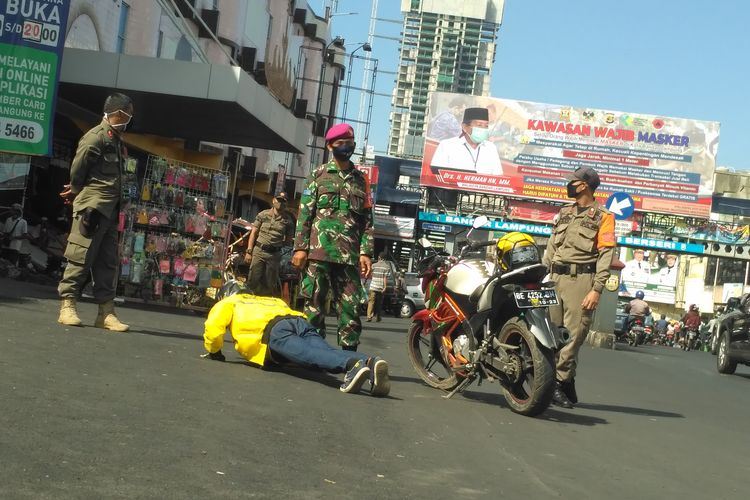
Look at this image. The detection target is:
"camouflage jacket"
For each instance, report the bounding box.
[70,121,124,219]
[294,161,374,265]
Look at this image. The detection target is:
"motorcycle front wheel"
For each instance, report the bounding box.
[497,318,555,417]
[407,321,462,390]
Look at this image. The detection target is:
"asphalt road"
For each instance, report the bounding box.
[1,278,749,500]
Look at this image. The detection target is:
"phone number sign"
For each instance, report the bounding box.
[0,0,71,156]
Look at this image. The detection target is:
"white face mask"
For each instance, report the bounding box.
[105,110,132,131]
[469,126,490,144]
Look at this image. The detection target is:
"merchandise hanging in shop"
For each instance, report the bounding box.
[117,154,232,309]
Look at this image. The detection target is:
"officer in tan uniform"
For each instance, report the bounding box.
[57,93,134,332]
[543,166,615,408]
[244,192,295,297]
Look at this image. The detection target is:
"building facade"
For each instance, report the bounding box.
[53,0,344,220]
[387,0,504,158]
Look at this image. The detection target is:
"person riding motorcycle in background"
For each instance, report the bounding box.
[680,304,701,350]
[654,314,669,335]
[624,290,650,332]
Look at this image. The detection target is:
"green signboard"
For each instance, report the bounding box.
[0,0,71,156]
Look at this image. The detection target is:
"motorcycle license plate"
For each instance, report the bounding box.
[514,288,559,308]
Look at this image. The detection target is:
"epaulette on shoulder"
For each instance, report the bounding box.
[312,165,328,179]
[560,203,576,214]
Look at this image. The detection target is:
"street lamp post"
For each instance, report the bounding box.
[341,42,372,120]
[314,36,345,136]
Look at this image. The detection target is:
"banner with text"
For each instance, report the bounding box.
[0,0,71,156]
[421,92,720,218]
[619,247,680,304]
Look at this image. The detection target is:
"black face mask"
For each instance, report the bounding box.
[566,182,580,198]
[332,143,355,161]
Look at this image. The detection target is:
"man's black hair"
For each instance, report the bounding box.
[378,251,387,260]
[103,93,133,113]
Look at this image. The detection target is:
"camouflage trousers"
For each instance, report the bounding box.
[299,260,365,347]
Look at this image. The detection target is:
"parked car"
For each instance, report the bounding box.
[716,293,750,374]
[710,297,740,355]
[400,272,425,318]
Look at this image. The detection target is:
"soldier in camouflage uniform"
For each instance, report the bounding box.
[542,166,615,408]
[244,191,295,297]
[57,93,134,332]
[292,123,374,351]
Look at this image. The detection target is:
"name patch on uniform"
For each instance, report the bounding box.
[302,189,311,196]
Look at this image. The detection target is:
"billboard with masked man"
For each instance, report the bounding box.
[421,92,720,218]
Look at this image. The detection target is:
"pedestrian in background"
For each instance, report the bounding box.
[244,192,295,297]
[542,166,616,408]
[367,252,393,322]
[292,123,374,351]
[1,203,30,266]
[57,93,133,332]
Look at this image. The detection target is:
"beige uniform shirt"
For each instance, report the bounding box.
[543,201,616,293]
[253,209,294,250]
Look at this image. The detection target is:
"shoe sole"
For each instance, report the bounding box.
[94,322,129,332]
[58,321,83,327]
[370,360,390,397]
[340,367,370,393]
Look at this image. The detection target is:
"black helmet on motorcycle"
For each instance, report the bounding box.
[496,232,541,272]
[689,304,699,312]
[635,290,645,300]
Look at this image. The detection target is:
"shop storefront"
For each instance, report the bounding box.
[9,47,309,308]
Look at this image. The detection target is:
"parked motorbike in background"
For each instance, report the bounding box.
[407,217,569,417]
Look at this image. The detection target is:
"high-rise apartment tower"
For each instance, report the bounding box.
[388,0,504,157]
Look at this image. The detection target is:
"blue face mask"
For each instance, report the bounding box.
[332,143,355,160]
[469,126,490,144]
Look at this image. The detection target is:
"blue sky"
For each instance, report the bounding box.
[331,0,747,169]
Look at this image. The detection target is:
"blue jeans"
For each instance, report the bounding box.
[268,317,368,373]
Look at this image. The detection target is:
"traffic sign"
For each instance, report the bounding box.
[606,192,635,220]
[422,223,452,233]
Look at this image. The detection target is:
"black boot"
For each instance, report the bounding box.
[342,345,358,352]
[552,381,574,409]
[560,379,578,404]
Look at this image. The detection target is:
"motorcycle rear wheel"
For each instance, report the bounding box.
[407,321,462,390]
[497,318,555,417]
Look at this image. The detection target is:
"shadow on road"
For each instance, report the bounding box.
[542,409,609,426]
[264,363,403,399]
[0,295,40,304]
[576,402,684,419]
[129,328,204,341]
[389,374,431,385]
[0,278,58,302]
[363,324,403,333]
[460,390,610,425]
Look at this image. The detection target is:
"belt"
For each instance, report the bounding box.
[551,262,597,275]
[258,243,282,253]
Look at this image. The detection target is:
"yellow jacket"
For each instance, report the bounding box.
[204,294,305,366]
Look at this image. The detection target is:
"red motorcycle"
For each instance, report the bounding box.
[407,219,569,417]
